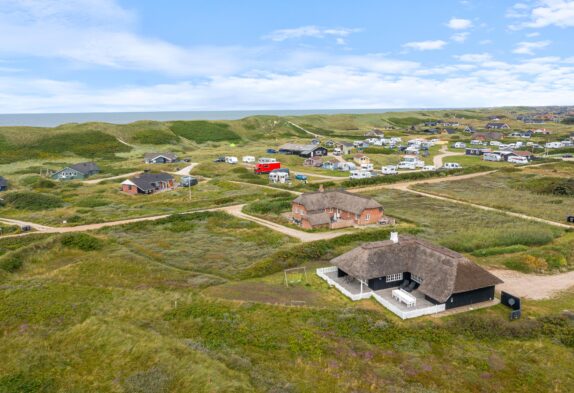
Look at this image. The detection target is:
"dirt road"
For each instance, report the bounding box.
[221,204,350,242]
[170,163,198,176]
[490,269,574,300]
[433,146,465,168]
[82,171,142,185]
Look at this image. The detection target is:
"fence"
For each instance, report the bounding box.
[317,266,446,319]
[316,267,372,301]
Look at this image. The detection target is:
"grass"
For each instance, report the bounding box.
[412,168,574,224]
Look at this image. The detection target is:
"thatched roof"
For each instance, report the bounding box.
[330,235,502,303]
[307,212,331,226]
[293,190,382,215]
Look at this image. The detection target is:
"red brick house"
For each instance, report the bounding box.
[121,172,175,195]
[291,188,383,229]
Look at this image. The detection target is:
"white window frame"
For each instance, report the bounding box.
[386,273,403,283]
[411,274,423,284]
[365,214,370,221]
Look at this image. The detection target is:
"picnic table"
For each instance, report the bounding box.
[392,288,416,308]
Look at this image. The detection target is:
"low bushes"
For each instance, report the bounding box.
[60,233,103,251]
[243,197,292,216]
[363,147,396,155]
[3,192,63,210]
[133,129,179,145]
[470,245,529,257]
[169,121,241,143]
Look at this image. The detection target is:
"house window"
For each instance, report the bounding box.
[411,274,423,284]
[365,214,370,221]
[386,273,403,283]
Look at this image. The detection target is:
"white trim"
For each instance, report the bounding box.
[386,273,403,283]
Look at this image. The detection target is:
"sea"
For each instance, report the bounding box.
[0,108,422,127]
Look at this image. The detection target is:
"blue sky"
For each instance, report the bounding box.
[0,0,573,113]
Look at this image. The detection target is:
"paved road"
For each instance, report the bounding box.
[490,268,574,300]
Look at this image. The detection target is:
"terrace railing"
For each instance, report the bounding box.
[317,266,446,319]
[316,267,371,301]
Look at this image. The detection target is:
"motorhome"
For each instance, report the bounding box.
[398,156,424,170]
[269,171,290,183]
[422,165,436,172]
[258,157,278,164]
[381,165,398,175]
[483,152,502,162]
[225,156,238,164]
[508,156,529,164]
[349,170,372,179]
[242,156,255,163]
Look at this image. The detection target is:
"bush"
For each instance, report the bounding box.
[243,197,292,215]
[3,192,63,210]
[363,147,395,155]
[77,196,110,208]
[34,179,57,189]
[169,121,241,143]
[0,254,24,272]
[60,233,103,251]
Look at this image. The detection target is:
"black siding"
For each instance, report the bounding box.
[337,268,348,278]
[445,286,496,310]
[367,272,409,291]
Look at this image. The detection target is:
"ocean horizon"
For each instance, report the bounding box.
[0,108,430,127]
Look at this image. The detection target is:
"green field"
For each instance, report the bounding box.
[1,109,574,392]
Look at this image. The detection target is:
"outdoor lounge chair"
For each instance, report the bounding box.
[405,281,417,292]
[399,280,410,289]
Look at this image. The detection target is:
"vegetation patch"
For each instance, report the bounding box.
[60,233,104,251]
[169,121,241,143]
[132,129,179,145]
[471,245,529,257]
[2,192,63,210]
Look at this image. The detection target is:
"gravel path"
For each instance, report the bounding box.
[489,269,574,300]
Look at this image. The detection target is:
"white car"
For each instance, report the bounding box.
[453,142,466,149]
[242,156,255,163]
[422,165,436,172]
[225,156,238,164]
[442,162,462,170]
[483,153,502,162]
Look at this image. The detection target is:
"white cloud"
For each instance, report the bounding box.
[509,0,574,28]
[451,32,469,43]
[403,40,447,51]
[447,18,473,30]
[263,26,361,42]
[479,39,493,45]
[455,53,493,62]
[526,32,540,37]
[513,40,551,55]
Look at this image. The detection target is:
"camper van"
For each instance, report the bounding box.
[381,165,398,175]
[398,155,424,170]
[269,171,290,183]
[422,165,436,172]
[349,170,372,179]
[508,156,529,164]
[242,156,255,163]
[442,162,462,170]
[258,157,278,164]
[483,153,502,162]
[225,156,238,164]
[361,163,374,171]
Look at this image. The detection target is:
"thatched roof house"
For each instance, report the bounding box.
[330,234,502,306]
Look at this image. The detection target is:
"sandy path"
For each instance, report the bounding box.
[82,171,142,184]
[221,204,350,242]
[489,269,574,300]
[433,146,465,167]
[169,163,198,176]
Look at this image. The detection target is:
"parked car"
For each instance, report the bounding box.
[563,154,573,158]
[180,176,198,187]
[422,165,436,172]
[442,162,462,170]
[213,156,226,163]
[225,156,238,164]
[266,148,278,154]
[294,174,308,181]
[567,215,574,223]
[452,142,466,149]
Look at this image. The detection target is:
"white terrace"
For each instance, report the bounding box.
[317,266,445,320]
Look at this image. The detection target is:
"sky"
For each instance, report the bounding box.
[0,0,573,113]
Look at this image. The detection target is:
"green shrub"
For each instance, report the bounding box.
[363,147,396,155]
[60,233,103,251]
[243,197,292,216]
[3,192,63,210]
[0,254,24,272]
[470,245,529,257]
[133,129,178,145]
[0,373,55,393]
[169,121,241,143]
[34,179,57,189]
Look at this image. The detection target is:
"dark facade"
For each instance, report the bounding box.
[426,286,496,309]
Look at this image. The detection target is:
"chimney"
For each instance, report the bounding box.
[390,232,399,244]
[318,184,324,193]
